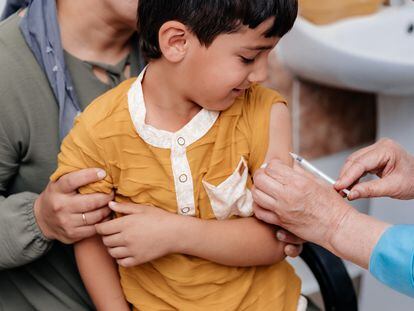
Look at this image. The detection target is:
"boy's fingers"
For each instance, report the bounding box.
[102,233,124,248]
[276,230,305,244]
[108,246,129,259]
[56,168,106,193]
[108,201,138,215]
[285,244,303,258]
[95,217,123,235]
[117,257,136,268]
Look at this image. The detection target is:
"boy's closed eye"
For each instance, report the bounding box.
[238,45,275,65]
[240,55,256,64]
[238,51,261,64]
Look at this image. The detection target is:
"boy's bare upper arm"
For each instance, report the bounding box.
[264,102,293,167]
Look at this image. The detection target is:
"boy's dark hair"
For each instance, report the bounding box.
[138,0,298,60]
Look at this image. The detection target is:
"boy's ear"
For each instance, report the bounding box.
[158,21,190,63]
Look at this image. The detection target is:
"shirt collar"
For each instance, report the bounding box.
[128,67,219,149]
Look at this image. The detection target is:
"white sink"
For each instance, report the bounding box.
[278,5,414,95]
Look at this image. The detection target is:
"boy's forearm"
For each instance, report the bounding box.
[75,236,130,311]
[176,216,286,266]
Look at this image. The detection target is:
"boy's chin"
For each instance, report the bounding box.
[204,99,237,112]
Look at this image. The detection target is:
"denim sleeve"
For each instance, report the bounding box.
[369,225,414,297]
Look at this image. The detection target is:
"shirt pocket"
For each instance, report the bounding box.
[202,157,253,220]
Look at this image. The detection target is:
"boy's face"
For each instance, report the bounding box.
[181,18,279,111]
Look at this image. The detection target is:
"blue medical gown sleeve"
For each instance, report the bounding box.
[369,225,414,297]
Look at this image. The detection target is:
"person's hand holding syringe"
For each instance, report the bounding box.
[261,152,350,198]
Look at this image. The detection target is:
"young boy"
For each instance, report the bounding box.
[51,0,302,310]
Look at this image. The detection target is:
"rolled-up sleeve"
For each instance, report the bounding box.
[369,225,414,297]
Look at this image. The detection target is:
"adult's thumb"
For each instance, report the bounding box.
[349,178,390,200]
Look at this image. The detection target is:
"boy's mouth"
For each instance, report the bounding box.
[232,88,245,96]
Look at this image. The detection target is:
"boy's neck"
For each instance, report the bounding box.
[57,0,134,65]
[142,62,202,132]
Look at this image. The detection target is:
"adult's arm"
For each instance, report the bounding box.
[0,193,47,269]
[0,117,49,269]
[369,225,414,297]
[0,25,113,269]
[336,139,414,295]
[273,207,414,297]
[0,120,112,269]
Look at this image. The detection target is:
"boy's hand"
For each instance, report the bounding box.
[96,202,180,267]
[34,168,113,244]
[276,229,304,258]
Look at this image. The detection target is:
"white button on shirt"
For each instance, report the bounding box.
[177,137,186,146]
[179,174,188,183]
[180,207,191,214]
[128,68,219,216]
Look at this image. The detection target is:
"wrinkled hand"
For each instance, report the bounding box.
[34,168,113,244]
[275,229,304,258]
[96,202,180,267]
[252,159,352,246]
[336,138,414,200]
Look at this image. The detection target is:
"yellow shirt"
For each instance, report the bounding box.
[51,72,301,311]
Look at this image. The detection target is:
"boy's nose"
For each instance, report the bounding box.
[247,58,268,84]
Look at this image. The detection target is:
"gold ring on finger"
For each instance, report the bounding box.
[82,213,87,226]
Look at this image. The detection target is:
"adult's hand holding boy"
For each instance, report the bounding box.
[34,168,113,244]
